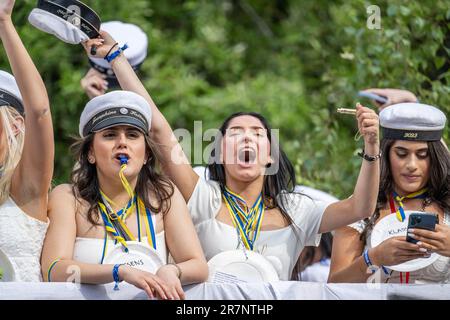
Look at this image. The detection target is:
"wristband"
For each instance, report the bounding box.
[47,258,61,282]
[103,42,119,60]
[167,263,182,279]
[112,264,123,291]
[363,249,390,275]
[105,44,129,63]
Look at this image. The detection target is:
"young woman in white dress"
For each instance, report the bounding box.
[79,30,381,281]
[41,32,207,300]
[0,0,54,282]
[329,103,450,283]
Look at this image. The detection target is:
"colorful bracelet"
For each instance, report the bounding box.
[112,264,123,291]
[363,249,390,275]
[105,44,129,63]
[103,42,119,59]
[47,258,61,282]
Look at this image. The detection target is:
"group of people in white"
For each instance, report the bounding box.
[0,0,449,299]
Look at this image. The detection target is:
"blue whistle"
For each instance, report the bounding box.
[118,155,128,165]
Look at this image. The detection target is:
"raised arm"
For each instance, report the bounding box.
[0,1,53,216]
[319,104,380,233]
[155,184,208,299]
[81,33,199,202]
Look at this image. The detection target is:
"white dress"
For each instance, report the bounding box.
[187,178,327,280]
[73,234,168,265]
[0,197,49,282]
[349,211,450,283]
[73,213,168,265]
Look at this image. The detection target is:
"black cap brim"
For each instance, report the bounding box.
[89,115,148,135]
[0,94,25,116]
[382,127,443,141]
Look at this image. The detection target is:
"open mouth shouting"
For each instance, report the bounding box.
[237,147,257,166]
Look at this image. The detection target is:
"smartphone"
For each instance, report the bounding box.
[357,91,388,104]
[406,213,439,244]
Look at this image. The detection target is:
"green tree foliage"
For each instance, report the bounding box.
[1,0,448,198]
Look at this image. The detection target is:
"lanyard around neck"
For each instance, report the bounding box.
[222,187,265,251]
[389,188,428,222]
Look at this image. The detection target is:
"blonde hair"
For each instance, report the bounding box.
[0,106,25,205]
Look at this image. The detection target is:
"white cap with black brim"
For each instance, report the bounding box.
[0,71,25,116]
[79,91,152,138]
[28,0,101,45]
[380,103,446,142]
[88,21,148,88]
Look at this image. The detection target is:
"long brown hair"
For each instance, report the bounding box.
[70,133,174,226]
[360,138,450,241]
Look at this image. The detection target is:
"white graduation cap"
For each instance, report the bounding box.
[28,0,101,45]
[88,21,148,87]
[380,103,446,141]
[79,90,152,138]
[0,70,24,116]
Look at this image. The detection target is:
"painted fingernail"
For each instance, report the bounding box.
[416,241,422,246]
[419,248,427,252]
[407,233,416,238]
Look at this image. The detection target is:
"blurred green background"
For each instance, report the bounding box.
[0,0,448,199]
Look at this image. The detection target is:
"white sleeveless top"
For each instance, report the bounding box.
[187,178,327,280]
[73,209,168,265]
[349,211,450,283]
[0,197,49,282]
[73,234,168,265]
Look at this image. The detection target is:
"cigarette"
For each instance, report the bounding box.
[337,108,357,115]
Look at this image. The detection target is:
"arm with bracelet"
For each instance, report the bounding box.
[41,181,184,299]
[316,103,380,234]
[328,226,392,283]
[74,31,208,297]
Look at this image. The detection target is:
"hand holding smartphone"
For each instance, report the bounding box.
[406,213,439,244]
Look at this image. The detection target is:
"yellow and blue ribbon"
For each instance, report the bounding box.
[137,197,156,250]
[99,156,156,262]
[392,188,428,222]
[222,187,265,251]
[99,196,136,252]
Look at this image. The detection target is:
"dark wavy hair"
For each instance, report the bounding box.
[70,133,174,226]
[360,138,450,241]
[206,111,298,226]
